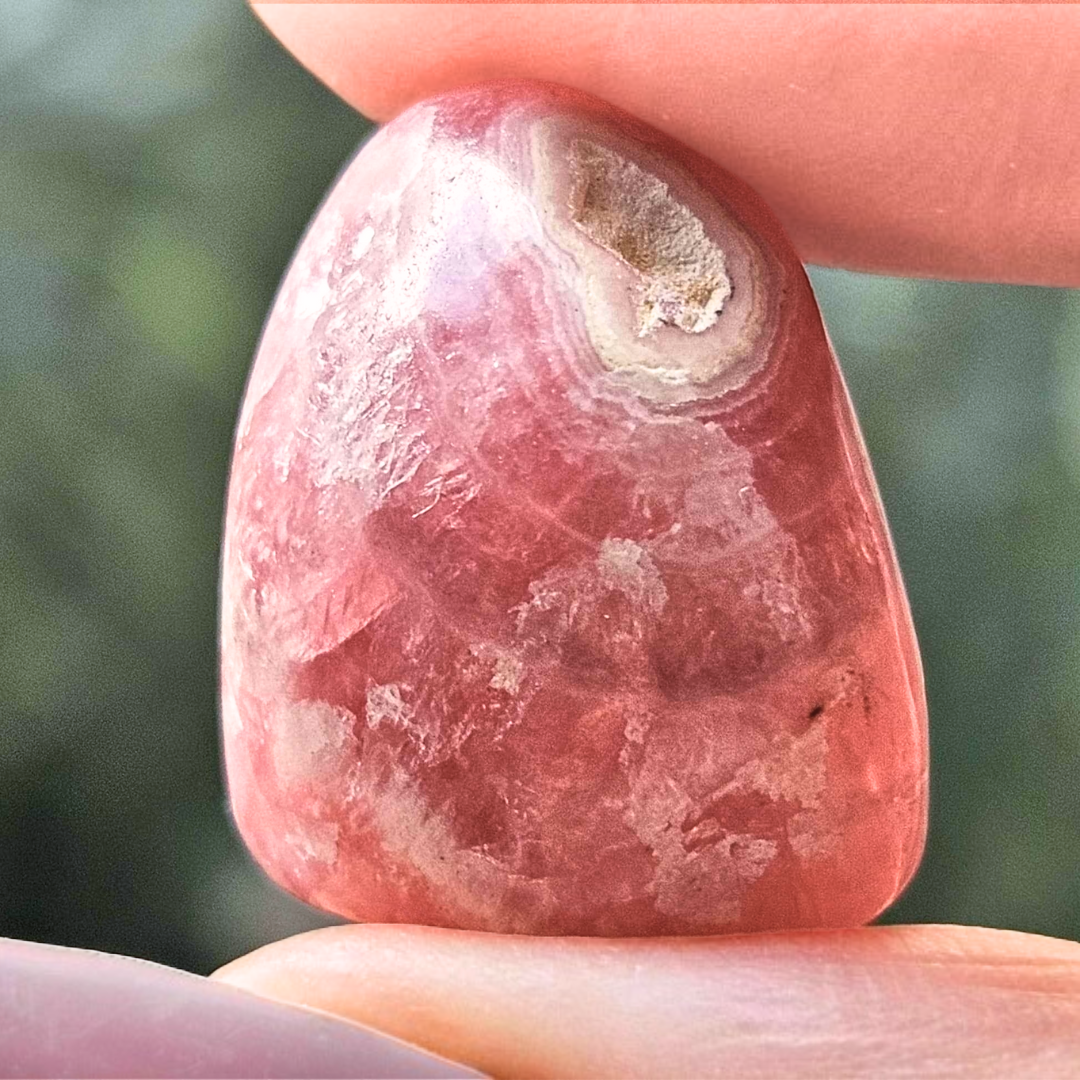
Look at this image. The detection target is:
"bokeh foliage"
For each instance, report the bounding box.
[1,3,1078,974]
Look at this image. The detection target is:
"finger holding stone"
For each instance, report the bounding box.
[214,923,1080,1080]
[0,937,477,1079]
[249,3,1080,287]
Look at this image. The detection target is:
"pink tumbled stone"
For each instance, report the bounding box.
[221,82,928,936]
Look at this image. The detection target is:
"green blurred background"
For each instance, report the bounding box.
[2,3,1078,976]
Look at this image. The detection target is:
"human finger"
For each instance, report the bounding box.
[249,4,1080,288]
[214,922,1080,1079]
[0,936,476,1078]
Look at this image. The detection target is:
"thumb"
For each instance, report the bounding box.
[213,923,1080,1078]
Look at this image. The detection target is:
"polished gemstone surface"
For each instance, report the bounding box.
[221,82,928,936]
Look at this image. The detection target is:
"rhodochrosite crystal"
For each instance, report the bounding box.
[221,83,928,936]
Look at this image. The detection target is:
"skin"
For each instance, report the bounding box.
[209,5,1080,1078]
[0,937,473,1079]
[246,3,1080,287]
